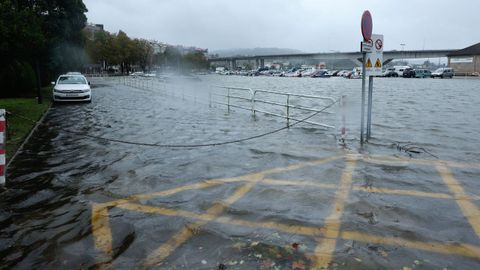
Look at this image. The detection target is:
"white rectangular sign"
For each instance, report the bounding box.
[450,57,473,63]
[365,34,384,76]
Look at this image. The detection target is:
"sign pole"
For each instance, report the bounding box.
[366,76,374,140]
[360,52,367,145]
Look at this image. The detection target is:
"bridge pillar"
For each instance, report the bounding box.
[231,59,237,70]
[255,58,260,69]
[260,59,265,68]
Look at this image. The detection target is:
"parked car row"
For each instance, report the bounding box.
[216,66,455,79]
[381,66,454,78]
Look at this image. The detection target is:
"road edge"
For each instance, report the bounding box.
[6,105,52,170]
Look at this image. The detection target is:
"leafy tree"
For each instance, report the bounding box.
[184,51,209,70]
[0,0,88,97]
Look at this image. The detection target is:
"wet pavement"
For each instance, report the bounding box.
[1,76,480,269]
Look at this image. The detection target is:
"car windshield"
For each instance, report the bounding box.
[434,68,444,72]
[58,76,87,84]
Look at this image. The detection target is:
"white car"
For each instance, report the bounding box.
[52,74,92,103]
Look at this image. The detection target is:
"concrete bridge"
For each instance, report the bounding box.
[209,49,456,69]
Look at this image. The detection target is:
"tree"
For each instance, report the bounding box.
[0,0,88,97]
[184,51,209,71]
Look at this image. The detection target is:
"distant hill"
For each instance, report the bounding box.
[210,47,304,57]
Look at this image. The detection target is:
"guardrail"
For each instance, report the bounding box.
[212,86,336,129]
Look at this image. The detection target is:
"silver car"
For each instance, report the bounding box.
[52,74,92,103]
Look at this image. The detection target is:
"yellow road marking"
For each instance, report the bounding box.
[141,182,257,268]
[114,202,480,260]
[105,180,224,207]
[313,157,357,269]
[90,154,480,267]
[341,230,480,259]
[91,204,113,256]
[436,163,480,238]
[117,202,326,236]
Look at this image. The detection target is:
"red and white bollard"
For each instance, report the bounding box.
[0,109,5,185]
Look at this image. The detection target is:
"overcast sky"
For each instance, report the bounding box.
[83,0,479,52]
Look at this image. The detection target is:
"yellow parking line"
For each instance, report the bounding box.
[436,163,480,238]
[341,230,480,259]
[113,202,480,260]
[91,203,113,257]
[105,180,224,207]
[118,202,326,236]
[137,155,342,268]
[352,186,453,200]
[141,182,257,268]
[313,157,357,269]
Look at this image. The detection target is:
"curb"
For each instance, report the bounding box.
[6,106,51,170]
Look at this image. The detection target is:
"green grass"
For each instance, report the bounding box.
[0,87,52,162]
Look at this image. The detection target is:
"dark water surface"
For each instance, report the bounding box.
[1,76,479,269]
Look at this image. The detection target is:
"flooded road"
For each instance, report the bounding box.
[1,76,480,269]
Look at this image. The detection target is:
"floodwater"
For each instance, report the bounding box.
[1,75,480,269]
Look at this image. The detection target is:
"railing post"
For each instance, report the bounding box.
[251,89,256,117]
[227,88,230,113]
[341,95,347,144]
[286,94,290,127]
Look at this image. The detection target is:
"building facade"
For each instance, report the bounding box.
[447,42,480,76]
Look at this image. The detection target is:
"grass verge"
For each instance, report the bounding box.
[0,87,52,162]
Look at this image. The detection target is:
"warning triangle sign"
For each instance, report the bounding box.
[366,58,373,68]
[375,59,382,68]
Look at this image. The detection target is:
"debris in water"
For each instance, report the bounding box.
[357,211,378,225]
[353,257,362,262]
[201,259,207,265]
[218,263,227,270]
[292,242,299,250]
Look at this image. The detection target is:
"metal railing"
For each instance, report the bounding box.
[212,86,336,129]
[106,76,338,130]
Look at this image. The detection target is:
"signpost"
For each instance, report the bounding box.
[359,10,383,144]
[360,10,372,145]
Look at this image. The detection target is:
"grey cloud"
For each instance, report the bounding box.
[84,0,480,52]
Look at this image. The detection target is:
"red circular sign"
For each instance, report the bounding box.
[375,39,383,50]
[361,10,373,42]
